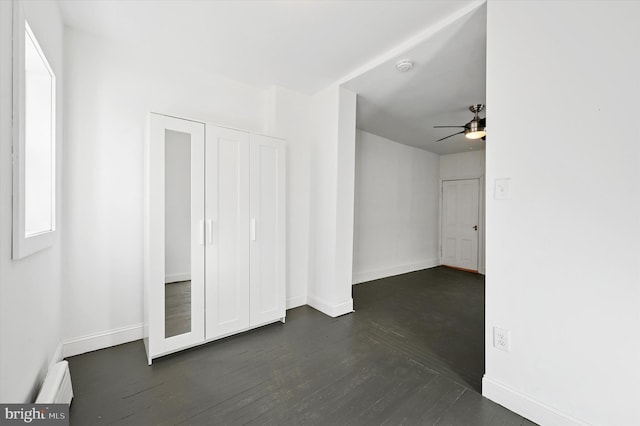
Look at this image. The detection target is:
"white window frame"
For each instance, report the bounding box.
[12,5,57,259]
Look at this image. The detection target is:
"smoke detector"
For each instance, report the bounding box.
[395,59,414,72]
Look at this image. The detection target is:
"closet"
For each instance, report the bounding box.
[144,113,285,364]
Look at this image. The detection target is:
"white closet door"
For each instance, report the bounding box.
[249,134,286,326]
[205,125,250,339]
[146,113,205,362]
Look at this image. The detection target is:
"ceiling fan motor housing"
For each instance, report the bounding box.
[469,104,484,114]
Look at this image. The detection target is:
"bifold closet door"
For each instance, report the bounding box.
[205,125,250,339]
[249,134,286,326]
[147,114,205,362]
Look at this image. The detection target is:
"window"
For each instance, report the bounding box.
[12,16,57,259]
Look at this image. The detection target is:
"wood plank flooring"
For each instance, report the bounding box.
[67,266,535,425]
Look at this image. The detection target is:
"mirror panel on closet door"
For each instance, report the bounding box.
[164,129,193,338]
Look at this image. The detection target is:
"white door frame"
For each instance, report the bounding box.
[439,175,485,274]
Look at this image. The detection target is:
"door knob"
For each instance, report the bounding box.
[473,225,478,231]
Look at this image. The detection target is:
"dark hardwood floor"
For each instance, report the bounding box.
[67,266,535,425]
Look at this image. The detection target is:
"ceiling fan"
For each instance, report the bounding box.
[434,104,486,142]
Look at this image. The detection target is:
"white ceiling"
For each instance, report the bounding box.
[58,0,487,155]
[343,3,487,155]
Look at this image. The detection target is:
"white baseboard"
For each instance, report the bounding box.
[352,258,440,284]
[307,295,354,317]
[482,375,589,426]
[62,323,144,358]
[48,341,64,373]
[165,273,190,284]
[38,341,64,400]
[286,295,307,310]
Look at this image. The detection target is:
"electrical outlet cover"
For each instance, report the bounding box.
[493,326,510,352]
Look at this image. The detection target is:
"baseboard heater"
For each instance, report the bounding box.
[36,360,74,404]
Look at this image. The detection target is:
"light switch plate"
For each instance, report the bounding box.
[494,178,511,200]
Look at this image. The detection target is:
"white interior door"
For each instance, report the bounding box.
[147,113,205,361]
[205,125,250,339]
[441,179,479,271]
[249,134,286,326]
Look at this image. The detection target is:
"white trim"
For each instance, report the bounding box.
[164,273,191,284]
[48,341,63,372]
[440,173,485,181]
[286,295,307,309]
[307,295,354,318]
[62,324,144,358]
[482,376,591,426]
[352,259,439,284]
[12,7,58,259]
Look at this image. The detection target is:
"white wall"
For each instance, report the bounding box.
[440,150,485,180]
[265,86,311,309]
[353,130,440,284]
[164,130,191,283]
[484,1,640,425]
[62,28,268,349]
[307,84,356,316]
[0,0,64,402]
[440,150,485,273]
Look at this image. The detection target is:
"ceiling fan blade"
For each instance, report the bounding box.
[434,125,466,128]
[435,131,465,142]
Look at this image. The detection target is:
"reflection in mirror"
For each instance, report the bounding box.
[164,129,192,338]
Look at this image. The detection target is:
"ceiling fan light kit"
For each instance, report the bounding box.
[465,121,486,139]
[434,104,487,142]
